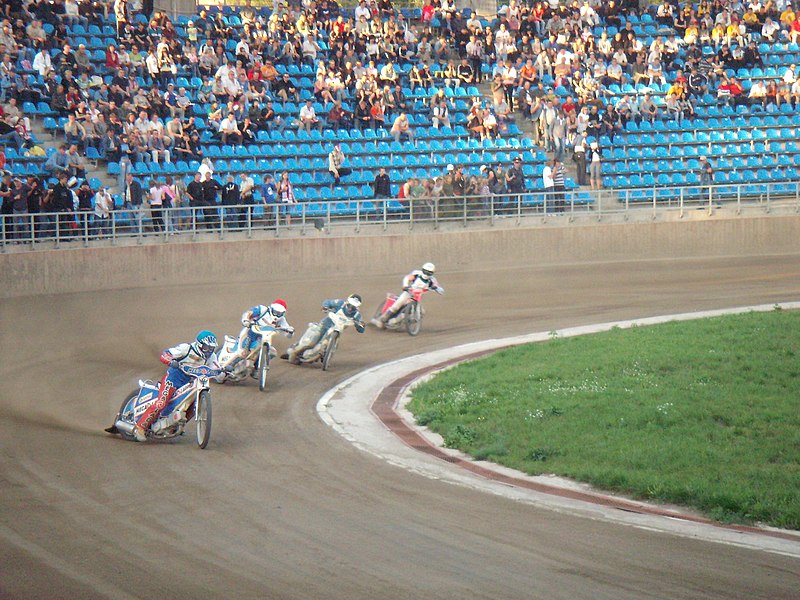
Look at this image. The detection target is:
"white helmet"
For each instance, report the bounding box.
[346,294,362,308]
[422,262,435,278]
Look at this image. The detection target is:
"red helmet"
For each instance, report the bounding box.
[269,299,287,317]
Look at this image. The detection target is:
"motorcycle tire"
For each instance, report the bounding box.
[258,344,269,392]
[195,390,212,449]
[404,302,422,336]
[321,331,339,371]
[114,391,139,441]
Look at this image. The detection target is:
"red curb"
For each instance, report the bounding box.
[370,349,800,543]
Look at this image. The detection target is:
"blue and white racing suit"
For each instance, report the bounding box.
[237,304,294,358]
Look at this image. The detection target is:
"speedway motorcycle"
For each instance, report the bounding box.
[285,308,355,371]
[216,323,293,392]
[372,281,440,336]
[104,364,220,449]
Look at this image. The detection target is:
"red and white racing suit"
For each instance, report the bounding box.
[381,270,444,321]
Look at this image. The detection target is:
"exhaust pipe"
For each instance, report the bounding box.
[113,420,136,435]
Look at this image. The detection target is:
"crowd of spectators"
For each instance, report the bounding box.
[4,0,800,241]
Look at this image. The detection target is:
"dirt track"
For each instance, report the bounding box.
[2,251,800,599]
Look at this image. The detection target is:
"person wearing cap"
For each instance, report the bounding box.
[506,155,526,199]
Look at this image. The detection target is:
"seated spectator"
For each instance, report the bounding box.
[149,130,171,164]
[431,99,451,130]
[44,145,70,175]
[67,144,87,179]
[296,99,322,133]
[328,143,352,186]
[64,113,86,147]
[327,101,353,130]
[387,111,411,144]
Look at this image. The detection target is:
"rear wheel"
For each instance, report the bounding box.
[113,392,139,440]
[405,301,422,336]
[195,390,212,449]
[258,344,269,392]
[322,331,339,371]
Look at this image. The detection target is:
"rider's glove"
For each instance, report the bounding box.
[403,286,411,292]
[242,318,251,327]
[285,326,295,338]
[355,321,366,333]
[169,359,180,369]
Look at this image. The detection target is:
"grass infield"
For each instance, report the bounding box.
[408,309,800,530]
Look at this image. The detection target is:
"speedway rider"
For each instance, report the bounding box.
[373,262,444,328]
[134,330,220,442]
[224,299,294,377]
[283,294,366,363]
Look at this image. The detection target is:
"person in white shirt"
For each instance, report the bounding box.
[32,48,52,77]
[149,179,165,232]
[219,113,242,145]
[297,99,321,132]
[93,187,114,237]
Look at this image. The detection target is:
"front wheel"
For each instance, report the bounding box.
[404,301,422,336]
[321,331,339,371]
[195,390,212,449]
[258,344,269,392]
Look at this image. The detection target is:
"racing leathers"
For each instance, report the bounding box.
[379,269,444,324]
[286,298,365,362]
[231,304,294,367]
[135,342,220,439]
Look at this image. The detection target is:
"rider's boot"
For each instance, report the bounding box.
[135,375,175,442]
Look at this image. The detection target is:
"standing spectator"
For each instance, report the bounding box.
[52,172,75,238]
[93,187,114,238]
[123,172,144,234]
[699,155,715,199]
[11,178,30,242]
[261,173,277,227]
[221,173,242,228]
[148,178,164,232]
[505,156,526,205]
[76,180,94,234]
[328,143,352,187]
[186,171,204,228]
[373,167,391,199]
[552,159,566,212]
[277,171,296,226]
[589,142,603,190]
[201,171,222,229]
[573,140,588,187]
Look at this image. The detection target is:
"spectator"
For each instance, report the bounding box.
[67,145,87,180]
[431,99,451,130]
[373,167,391,199]
[297,99,322,133]
[221,173,242,228]
[328,143,352,187]
[44,145,70,175]
[390,112,413,143]
[277,171,296,226]
[589,142,603,191]
[64,113,86,147]
[219,111,242,145]
[93,186,114,238]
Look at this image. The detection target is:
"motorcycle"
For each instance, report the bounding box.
[372,283,439,336]
[104,364,220,449]
[284,309,354,371]
[216,323,292,392]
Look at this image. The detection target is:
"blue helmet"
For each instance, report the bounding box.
[194,330,217,359]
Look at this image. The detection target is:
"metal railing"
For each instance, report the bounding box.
[2,183,798,250]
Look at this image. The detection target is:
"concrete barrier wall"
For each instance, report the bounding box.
[3,216,800,299]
